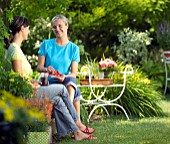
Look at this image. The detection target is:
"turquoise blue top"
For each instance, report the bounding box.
[38,38,80,83]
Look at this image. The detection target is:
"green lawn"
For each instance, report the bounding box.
[56,95,170,144]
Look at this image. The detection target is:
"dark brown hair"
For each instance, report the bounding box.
[4,16,30,49]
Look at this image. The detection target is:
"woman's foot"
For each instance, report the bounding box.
[81,126,95,134]
[74,130,96,141]
[75,120,95,134]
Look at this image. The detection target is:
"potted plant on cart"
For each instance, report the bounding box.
[98,58,117,78]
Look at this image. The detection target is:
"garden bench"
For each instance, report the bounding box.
[77,65,134,122]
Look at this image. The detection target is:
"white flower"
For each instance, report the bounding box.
[47,23,51,27]
[35,40,41,48]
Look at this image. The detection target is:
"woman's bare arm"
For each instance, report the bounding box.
[37,55,48,72]
[12,60,22,74]
[66,61,78,78]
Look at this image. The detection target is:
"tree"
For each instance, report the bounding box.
[1,0,170,60]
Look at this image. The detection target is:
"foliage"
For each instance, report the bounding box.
[1,0,170,60]
[30,71,41,81]
[26,121,49,133]
[74,39,90,63]
[113,28,152,65]
[23,17,52,55]
[157,20,170,50]
[80,105,89,125]
[0,13,8,69]
[25,95,53,132]
[117,66,164,118]
[0,90,45,144]
[140,59,165,83]
[79,63,164,118]
[0,69,33,98]
[26,54,38,71]
[26,96,53,123]
[0,44,6,70]
[0,90,44,124]
[67,0,170,59]
[78,57,100,79]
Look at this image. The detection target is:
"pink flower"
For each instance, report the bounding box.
[99,61,107,68]
[99,58,117,72]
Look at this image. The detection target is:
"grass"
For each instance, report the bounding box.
[55,95,170,144]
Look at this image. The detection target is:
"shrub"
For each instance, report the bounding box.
[0,69,33,98]
[112,28,152,66]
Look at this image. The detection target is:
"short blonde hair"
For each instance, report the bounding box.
[51,14,68,26]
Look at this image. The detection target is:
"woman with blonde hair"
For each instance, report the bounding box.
[37,14,83,122]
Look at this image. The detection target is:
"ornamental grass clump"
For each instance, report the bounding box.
[110,65,164,118]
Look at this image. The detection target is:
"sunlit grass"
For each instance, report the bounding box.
[56,95,170,144]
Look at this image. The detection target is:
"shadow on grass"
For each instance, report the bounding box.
[164,94,170,101]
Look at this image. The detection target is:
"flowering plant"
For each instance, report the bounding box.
[157,21,170,50]
[0,90,45,143]
[99,58,117,73]
[25,94,54,132]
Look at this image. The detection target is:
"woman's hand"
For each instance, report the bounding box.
[29,80,41,94]
[56,74,65,82]
[46,66,55,73]
[48,69,65,82]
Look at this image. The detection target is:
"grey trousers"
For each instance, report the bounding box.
[37,84,79,137]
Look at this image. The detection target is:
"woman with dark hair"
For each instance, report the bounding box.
[4,16,30,50]
[5,16,96,141]
[5,16,32,77]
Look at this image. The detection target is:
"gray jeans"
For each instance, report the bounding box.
[37,84,79,137]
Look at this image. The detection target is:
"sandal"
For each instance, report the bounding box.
[84,135,96,140]
[82,126,95,134]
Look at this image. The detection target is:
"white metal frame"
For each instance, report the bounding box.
[162,51,170,95]
[78,65,134,122]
